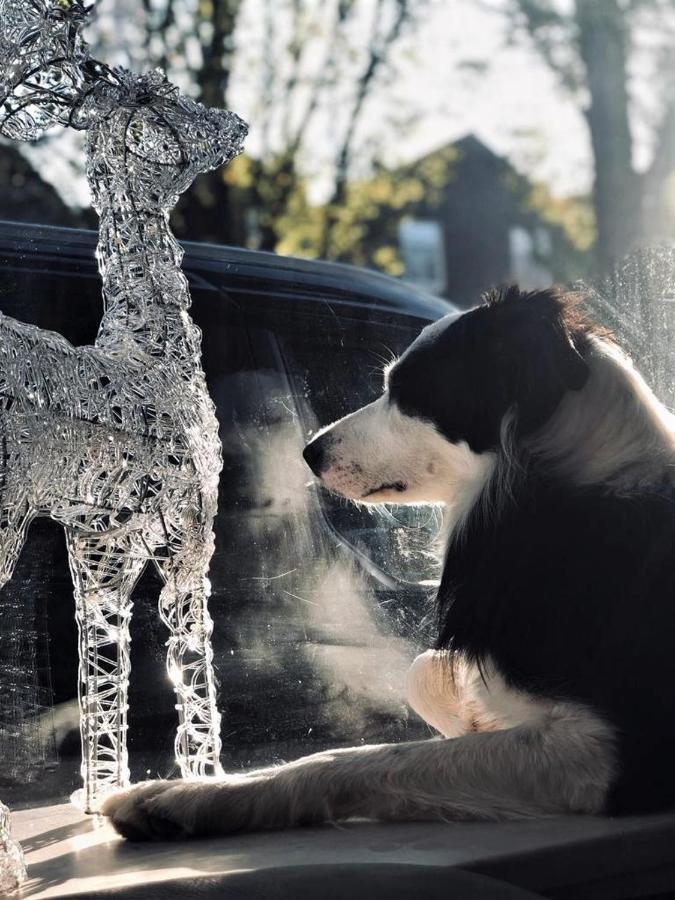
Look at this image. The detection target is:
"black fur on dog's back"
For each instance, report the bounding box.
[438,475,675,814]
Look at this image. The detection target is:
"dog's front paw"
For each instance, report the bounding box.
[101,780,209,841]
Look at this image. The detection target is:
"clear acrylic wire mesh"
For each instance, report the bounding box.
[0,5,247,874]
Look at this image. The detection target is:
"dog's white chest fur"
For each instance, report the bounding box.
[405,651,551,738]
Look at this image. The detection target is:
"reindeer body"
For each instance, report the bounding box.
[0,307,219,531]
[0,234,220,516]
[0,3,247,813]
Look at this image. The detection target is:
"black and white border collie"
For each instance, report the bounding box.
[104,286,675,839]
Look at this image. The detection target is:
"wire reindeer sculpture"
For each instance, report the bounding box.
[0,5,247,868]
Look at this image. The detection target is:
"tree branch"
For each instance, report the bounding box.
[320,0,424,257]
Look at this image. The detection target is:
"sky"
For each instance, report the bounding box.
[24,0,663,211]
[229,0,595,203]
[368,0,592,195]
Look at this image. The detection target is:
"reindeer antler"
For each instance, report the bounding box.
[0,0,97,139]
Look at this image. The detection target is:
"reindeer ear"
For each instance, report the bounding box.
[69,84,117,130]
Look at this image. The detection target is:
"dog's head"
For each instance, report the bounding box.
[303,286,590,505]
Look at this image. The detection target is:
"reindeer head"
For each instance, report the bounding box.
[0,0,247,213]
[75,69,248,213]
[0,0,90,140]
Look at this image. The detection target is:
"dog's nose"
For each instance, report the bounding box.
[303,437,326,475]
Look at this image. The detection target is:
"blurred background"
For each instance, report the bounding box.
[4,0,675,303]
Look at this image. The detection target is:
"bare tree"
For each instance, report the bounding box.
[31,0,428,251]
[505,0,675,273]
[241,0,358,251]
[318,0,422,257]
[240,0,429,254]
[178,0,244,241]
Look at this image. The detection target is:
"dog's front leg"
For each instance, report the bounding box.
[102,747,413,840]
[103,704,615,841]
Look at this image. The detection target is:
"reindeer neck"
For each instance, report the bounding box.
[94,201,202,370]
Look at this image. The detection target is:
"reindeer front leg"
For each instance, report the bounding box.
[154,518,223,781]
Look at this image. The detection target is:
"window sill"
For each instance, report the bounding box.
[11,801,675,898]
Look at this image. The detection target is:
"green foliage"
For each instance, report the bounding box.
[225,145,460,273]
[226,138,594,285]
[527,183,596,253]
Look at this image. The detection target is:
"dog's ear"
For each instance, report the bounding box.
[494,290,589,436]
[546,315,588,391]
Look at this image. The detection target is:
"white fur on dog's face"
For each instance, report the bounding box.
[312,393,495,509]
